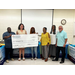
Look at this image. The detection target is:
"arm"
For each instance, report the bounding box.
[3,34,11,39]
[63,39,68,47]
[25,31,27,34]
[16,31,18,35]
[55,39,57,46]
[47,33,50,46]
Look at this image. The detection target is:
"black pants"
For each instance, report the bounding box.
[5,48,13,60]
[56,46,65,62]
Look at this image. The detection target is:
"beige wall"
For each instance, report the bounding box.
[0,9,75,44]
[0,9,21,40]
[53,9,75,44]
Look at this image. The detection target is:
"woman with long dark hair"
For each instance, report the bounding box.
[49,25,56,59]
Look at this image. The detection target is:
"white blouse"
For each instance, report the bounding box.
[50,31,57,45]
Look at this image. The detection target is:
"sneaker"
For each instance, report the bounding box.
[23,58,25,61]
[11,58,14,61]
[18,58,21,61]
[31,58,33,60]
[6,60,9,63]
[34,57,37,60]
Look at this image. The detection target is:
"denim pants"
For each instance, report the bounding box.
[31,47,37,58]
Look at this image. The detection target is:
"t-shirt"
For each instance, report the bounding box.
[56,30,67,47]
[3,32,15,48]
[40,32,51,46]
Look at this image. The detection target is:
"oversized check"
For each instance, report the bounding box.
[11,34,38,48]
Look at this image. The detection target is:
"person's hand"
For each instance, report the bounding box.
[9,34,12,37]
[47,43,49,46]
[55,44,57,47]
[63,44,66,47]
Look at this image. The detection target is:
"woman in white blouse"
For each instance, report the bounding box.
[49,25,56,60]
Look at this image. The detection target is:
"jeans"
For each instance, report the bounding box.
[31,47,37,58]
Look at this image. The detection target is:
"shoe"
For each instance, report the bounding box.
[11,58,14,61]
[60,61,64,64]
[23,58,25,61]
[52,59,58,61]
[45,59,48,62]
[42,58,44,60]
[18,58,21,61]
[6,60,9,63]
[31,58,33,60]
[34,57,37,60]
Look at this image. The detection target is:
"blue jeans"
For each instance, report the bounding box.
[31,47,37,58]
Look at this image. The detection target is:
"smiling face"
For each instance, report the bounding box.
[43,28,46,33]
[20,24,24,30]
[52,26,55,31]
[59,26,63,32]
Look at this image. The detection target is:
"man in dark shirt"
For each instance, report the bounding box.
[3,27,15,63]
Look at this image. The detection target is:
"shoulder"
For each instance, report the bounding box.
[3,32,7,35]
[11,32,15,34]
[63,31,67,34]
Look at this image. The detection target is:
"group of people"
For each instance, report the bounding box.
[3,23,68,64]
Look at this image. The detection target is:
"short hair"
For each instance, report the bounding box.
[43,27,47,30]
[7,27,11,30]
[30,27,35,34]
[18,23,24,30]
[59,25,63,28]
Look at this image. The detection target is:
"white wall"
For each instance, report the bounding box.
[22,9,53,35]
[0,9,21,40]
[53,9,75,44]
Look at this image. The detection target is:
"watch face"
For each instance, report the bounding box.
[61,19,66,25]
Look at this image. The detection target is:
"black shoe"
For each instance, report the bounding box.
[60,61,64,64]
[52,59,58,61]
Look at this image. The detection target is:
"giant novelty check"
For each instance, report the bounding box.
[11,34,38,48]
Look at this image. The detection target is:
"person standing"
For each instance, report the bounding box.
[53,26,67,63]
[16,23,27,61]
[30,27,38,60]
[40,27,51,62]
[3,27,15,63]
[49,25,56,60]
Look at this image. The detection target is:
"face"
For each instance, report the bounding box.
[59,26,63,32]
[7,28,11,33]
[43,28,46,33]
[20,24,23,30]
[32,28,35,33]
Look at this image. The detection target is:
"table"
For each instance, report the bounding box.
[68,45,75,64]
[0,46,5,65]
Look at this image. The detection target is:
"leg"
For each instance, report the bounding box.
[22,48,25,58]
[5,48,9,60]
[60,47,65,62]
[19,48,21,58]
[55,46,60,61]
[34,47,37,59]
[10,48,13,59]
[42,46,44,59]
[31,47,34,58]
[44,45,49,62]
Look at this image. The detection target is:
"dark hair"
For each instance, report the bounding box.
[7,27,11,30]
[30,27,35,34]
[50,25,56,34]
[18,23,24,30]
[43,27,47,30]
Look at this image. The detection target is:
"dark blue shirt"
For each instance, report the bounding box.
[3,32,15,48]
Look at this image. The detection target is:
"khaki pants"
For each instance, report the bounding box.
[42,45,49,59]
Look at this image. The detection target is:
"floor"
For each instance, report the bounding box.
[4,58,74,65]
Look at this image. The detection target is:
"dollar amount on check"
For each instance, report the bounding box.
[11,34,38,48]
